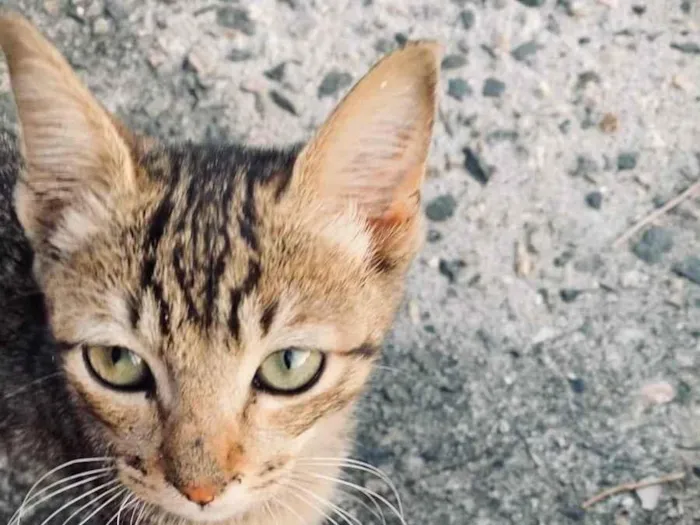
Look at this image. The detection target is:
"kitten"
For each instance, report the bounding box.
[0,10,440,525]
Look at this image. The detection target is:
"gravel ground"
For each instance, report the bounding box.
[1,0,700,524]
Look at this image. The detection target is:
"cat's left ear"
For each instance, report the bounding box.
[0,12,140,255]
[292,41,442,266]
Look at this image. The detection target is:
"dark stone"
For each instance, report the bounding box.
[463,147,492,185]
[486,130,518,144]
[585,191,603,209]
[693,466,700,478]
[375,38,394,53]
[427,230,443,243]
[560,506,585,521]
[439,259,467,283]
[318,70,353,98]
[569,154,598,177]
[560,289,581,303]
[575,71,601,90]
[632,226,673,264]
[425,195,457,222]
[568,377,585,394]
[394,33,408,46]
[424,324,436,334]
[441,54,467,70]
[559,119,572,134]
[578,36,591,45]
[448,78,472,101]
[511,40,541,61]
[671,42,700,54]
[216,7,256,36]
[269,90,297,115]
[227,49,254,62]
[264,63,286,82]
[677,381,692,405]
[517,0,545,6]
[554,250,575,267]
[483,77,506,97]
[617,152,638,171]
[460,9,476,30]
[632,4,647,14]
[673,256,700,286]
[682,0,692,13]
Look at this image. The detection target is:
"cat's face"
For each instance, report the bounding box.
[0,12,439,525]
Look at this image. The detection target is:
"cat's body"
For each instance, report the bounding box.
[0,11,440,525]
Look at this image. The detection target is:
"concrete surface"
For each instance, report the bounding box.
[0,0,700,524]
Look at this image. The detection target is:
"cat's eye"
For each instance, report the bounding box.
[254,348,325,395]
[83,346,153,391]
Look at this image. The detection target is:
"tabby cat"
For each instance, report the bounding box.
[0,11,440,525]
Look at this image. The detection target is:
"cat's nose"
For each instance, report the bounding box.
[181,484,218,506]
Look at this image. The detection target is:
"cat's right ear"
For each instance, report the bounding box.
[0,12,141,256]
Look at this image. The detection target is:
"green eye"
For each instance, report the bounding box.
[83,346,153,391]
[254,348,325,395]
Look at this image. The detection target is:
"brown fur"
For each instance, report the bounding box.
[0,10,441,525]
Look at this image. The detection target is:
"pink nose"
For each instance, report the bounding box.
[181,484,218,506]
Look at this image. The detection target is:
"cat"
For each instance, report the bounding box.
[0,10,440,525]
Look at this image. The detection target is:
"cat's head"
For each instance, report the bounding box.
[0,12,440,524]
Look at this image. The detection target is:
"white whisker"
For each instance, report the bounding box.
[75,488,127,525]
[298,457,403,516]
[15,457,113,522]
[111,493,136,525]
[24,468,115,508]
[273,497,313,525]
[287,478,362,525]
[335,487,387,525]
[286,486,341,525]
[33,479,121,525]
[12,474,117,525]
[57,484,124,525]
[303,473,406,525]
[2,373,62,401]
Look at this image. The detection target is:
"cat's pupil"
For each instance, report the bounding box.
[283,350,294,370]
[111,347,123,365]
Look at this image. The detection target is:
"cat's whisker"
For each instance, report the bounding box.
[39,480,121,525]
[23,468,115,508]
[111,492,136,525]
[8,469,113,525]
[16,456,114,518]
[286,477,363,525]
[12,475,118,525]
[271,499,306,525]
[297,457,403,516]
[134,501,149,525]
[285,487,341,525]
[329,486,387,525]
[300,473,407,525]
[56,485,124,525]
[75,487,127,525]
[1,372,62,400]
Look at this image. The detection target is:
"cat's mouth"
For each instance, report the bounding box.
[117,459,260,523]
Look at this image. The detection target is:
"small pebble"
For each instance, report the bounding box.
[617,152,638,171]
[517,0,545,6]
[463,147,492,185]
[447,78,472,101]
[439,259,466,283]
[632,226,673,264]
[318,70,353,98]
[427,230,442,243]
[394,33,408,46]
[585,191,603,209]
[599,113,619,133]
[560,289,581,303]
[264,63,286,82]
[375,38,395,54]
[632,4,647,14]
[441,54,467,70]
[92,17,110,35]
[425,195,457,222]
[569,154,599,178]
[568,377,585,394]
[216,6,256,36]
[511,40,541,61]
[673,256,700,286]
[228,49,254,62]
[460,9,476,30]
[671,42,700,55]
[269,90,297,115]
[483,77,506,98]
[576,71,601,91]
